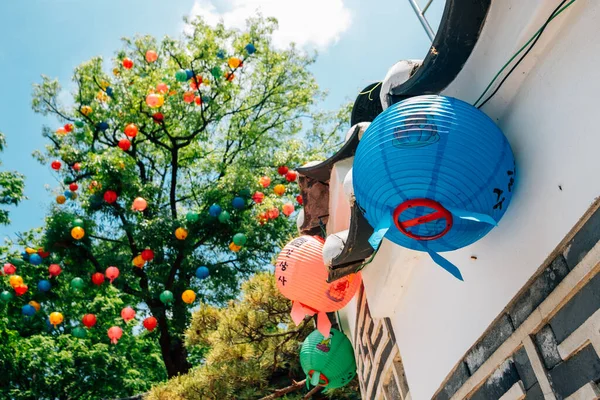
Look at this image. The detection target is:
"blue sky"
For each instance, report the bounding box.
[0,0,443,241]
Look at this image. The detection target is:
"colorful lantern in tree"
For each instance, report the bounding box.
[252,192,264,204]
[141,249,154,261]
[1,290,13,302]
[208,204,222,217]
[91,272,105,286]
[51,160,61,170]
[29,301,41,312]
[56,127,67,136]
[64,190,75,200]
[121,306,136,322]
[300,328,357,389]
[278,165,289,176]
[124,123,138,137]
[259,176,271,188]
[195,266,209,280]
[104,190,118,204]
[25,247,36,254]
[73,162,82,171]
[72,327,87,338]
[143,316,157,331]
[160,290,174,305]
[132,197,147,211]
[56,195,67,204]
[72,218,84,227]
[275,236,362,336]
[132,255,145,268]
[218,211,230,223]
[282,202,295,217]
[190,75,202,90]
[74,120,84,128]
[29,253,42,265]
[38,280,51,292]
[97,121,109,131]
[14,284,28,296]
[232,197,245,209]
[71,226,85,240]
[285,171,298,182]
[118,138,131,151]
[146,93,164,108]
[105,266,119,283]
[80,105,93,116]
[267,208,280,220]
[108,326,123,344]
[225,72,235,81]
[69,183,79,191]
[183,91,195,103]
[152,112,164,123]
[175,227,188,240]
[233,233,247,246]
[182,290,196,304]
[210,67,222,79]
[122,58,133,69]
[82,313,97,328]
[3,263,15,275]
[274,184,286,196]
[175,69,188,82]
[228,57,242,69]
[217,49,226,59]
[49,312,64,327]
[229,242,242,252]
[71,277,85,290]
[48,264,62,277]
[352,95,516,280]
[22,304,36,317]
[186,212,199,223]
[194,96,202,106]
[64,123,74,132]
[145,50,158,62]
[245,43,256,54]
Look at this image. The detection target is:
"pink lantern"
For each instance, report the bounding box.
[145,50,158,63]
[107,326,123,344]
[156,83,168,94]
[132,197,147,211]
[3,263,16,275]
[282,202,295,216]
[252,192,265,204]
[259,176,271,188]
[275,236,362,337]
[105,266,119,283]
[48,264,62,278]
[146,93,164,108]
[267,208,280,220]
[121,306,136,322]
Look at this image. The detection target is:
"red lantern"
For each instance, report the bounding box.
[282,202,295,216]
[122,58,133,69]
[82,313,97,328]
[121,306,136,322]
[183,92,195,104]
[48,264,62,278]
[38,249,50,258]
[91,272,105,286]
[278,166,289,176]
[105,266,119,283]
[275,236,362,336]
[252,192,265,204]
[3,263,16,275]
[143,316,157,332]
[259,176,271,188]
[118,139,131,151]
[14,284,28,296]
[190,75,203,90]
[69,183,78,192]
[73,162,81,172]
[194,96,202,106]
[107,326,123,344]
[141,249,154,261]
[285,171,298,182]
[296,195,303,205]
[124,123,138,138]
[152,113,164,124]
[51,160,61,170]
[267,208,280,220]
[64,123,74,132]
[257,212,268,225]
[104,190,118,204]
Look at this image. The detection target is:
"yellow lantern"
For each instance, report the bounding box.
[71,227,85,240]
[49,312,64,327]
[229,242,242,252]
[175,227,188,240]
[25,247,37,254]
[100,80,109,89]
[56,127,67,136]
[29,301,41,312]
[113,67,120,76]
[132,255,145,268]
[96,91,109,102]
[228,57,242,69]
[274,184,286,196]
[56,195,66,204]
[9,275,23,288]
[71,192,78,200]
[182,290,196,304]
[80,105,93,116]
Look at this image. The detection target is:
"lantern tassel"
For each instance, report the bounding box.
[310,371,322,387]
[290,301,306,326]
[368,215,392,249]
[420,244,464,281]
[445,207,497,226]
[316,311,332,337]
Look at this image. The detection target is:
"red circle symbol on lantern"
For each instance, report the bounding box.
[48,264,62,277]
[108,326,123,344]
[51,160,61,170]
[122,58,133,69]
[124,123,138,138]
[91,272,105,286]
[285,171,298,182]
[121,306,136,322]
[141,249,154,261]
[104,190,118,204]
[105,266,119,283]
[82,313,97,328]
[143,316,158,332]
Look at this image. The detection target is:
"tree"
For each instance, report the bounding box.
[0,131,26,225]
[146,273,359,400]
[10,13,347,390]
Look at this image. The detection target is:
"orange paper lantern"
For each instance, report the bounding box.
[282,202,295,216]
[132,197,147,211]
[146,93,164,108]
[182,290,196,304]
[228,57,242,69]
[132,255,145,268]
[259,176,271,188]
[275,236,361,337]
[175,227,188,240]
[229,242,242,252]
[124,123,138,138]
[183,92,195,104]
[145,50,158,63]
[274,184,286,196]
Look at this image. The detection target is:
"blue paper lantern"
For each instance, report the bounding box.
[245,43,256,54]
[64,190,74,199]
[97,121,109,131]
[38,280,51,292]
[208,204,222,217]
[22,304,36,317]
[216,49,225,59]
[196,266,210,280]
[29,253,42,265]
[185,69,194,80]
[353,95,516,280]
[21,252,29,261]
[232,197,245,209]
[106,86,114,97]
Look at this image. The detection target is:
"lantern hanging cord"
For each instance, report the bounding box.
[473,0,576,109]
[358,82,382,101]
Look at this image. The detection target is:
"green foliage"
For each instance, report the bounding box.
[0,132,26,225]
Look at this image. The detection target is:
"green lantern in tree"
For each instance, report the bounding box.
[74,120,84,128]
[72,327,87,338]
[175,69,188,82]
[186,212,199,223]
[300,328,356,389]
[1,290,13,303]
[160,290,174,305]
[10,258,24,267]
[218,211,230,223]
[72,218,84,227]
[232,233,247,246]
[63,177,74,185]
[239,188,251,198]
[71,277,85,290]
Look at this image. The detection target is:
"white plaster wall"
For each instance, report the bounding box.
[326,157,354,235]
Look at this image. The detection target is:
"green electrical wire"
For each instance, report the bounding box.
[473,0,578,108]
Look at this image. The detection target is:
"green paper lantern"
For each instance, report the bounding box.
[239,188,251,198]
[210,67,222,78]
[300,329,356,389]
[160,290,174,305]
[218,211,230,223]
[72,327,87,338]
[74,120,84,128]
[9,258,24,267]
[71,277,85,290]
[175,69,188,82]
[73,218,84,227]
[0,290,13,303]
[63,177,74,185]
[186,212,199,223]
[232,233,247,246]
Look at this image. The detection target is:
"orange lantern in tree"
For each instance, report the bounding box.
[275,236,362,336]
[80,105,93,116]
[56,127,67,136]
[156,83,169,94]
[121,306,136,322]
[175,227,188,240]
[56,195,66,204]
[71,226,85,240]
[132,255,145,268]
[105,266,119,283]
[124,123,138,138]
[286,171,298,182]
[252,191,265,204]
[146,93,164,108]
[145,50,158,63]
[122,58,133,69]
[225,72,235,81]
[48,264,62,277]
[183,92,195,104]
[91,272,105,286]
[29,301,41,312]
[228,57,242,69]
[49,312,64,327]
[259,176,271,188]
[229,242,242,252]
[132,197,147,211]
[143,316,157,331]
[14,284,28,296]
[182,290,196,304]
[9,275,23,288]
[282,202,295,216]
[274,184,286,196]
[267,208,280,220]
[82,313,97,328]
[190,75,202,90]
[108,326,123,344]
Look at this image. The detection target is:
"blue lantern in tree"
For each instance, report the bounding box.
[216,49,225,59]
[245,43,256,54]
[64,190,74,199]
[185,69,194,80]
[38,280,51,292]
[22,304,36,317]
[29,253,42,265]
[196,266,210,280]
[208,204,222,217]
[97,121,109,131]
[232,197,245,210]
[353,95,516,280]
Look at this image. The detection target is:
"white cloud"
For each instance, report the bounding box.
[188,0,352,50]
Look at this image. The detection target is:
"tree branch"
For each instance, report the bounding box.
[258,380,306,400]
